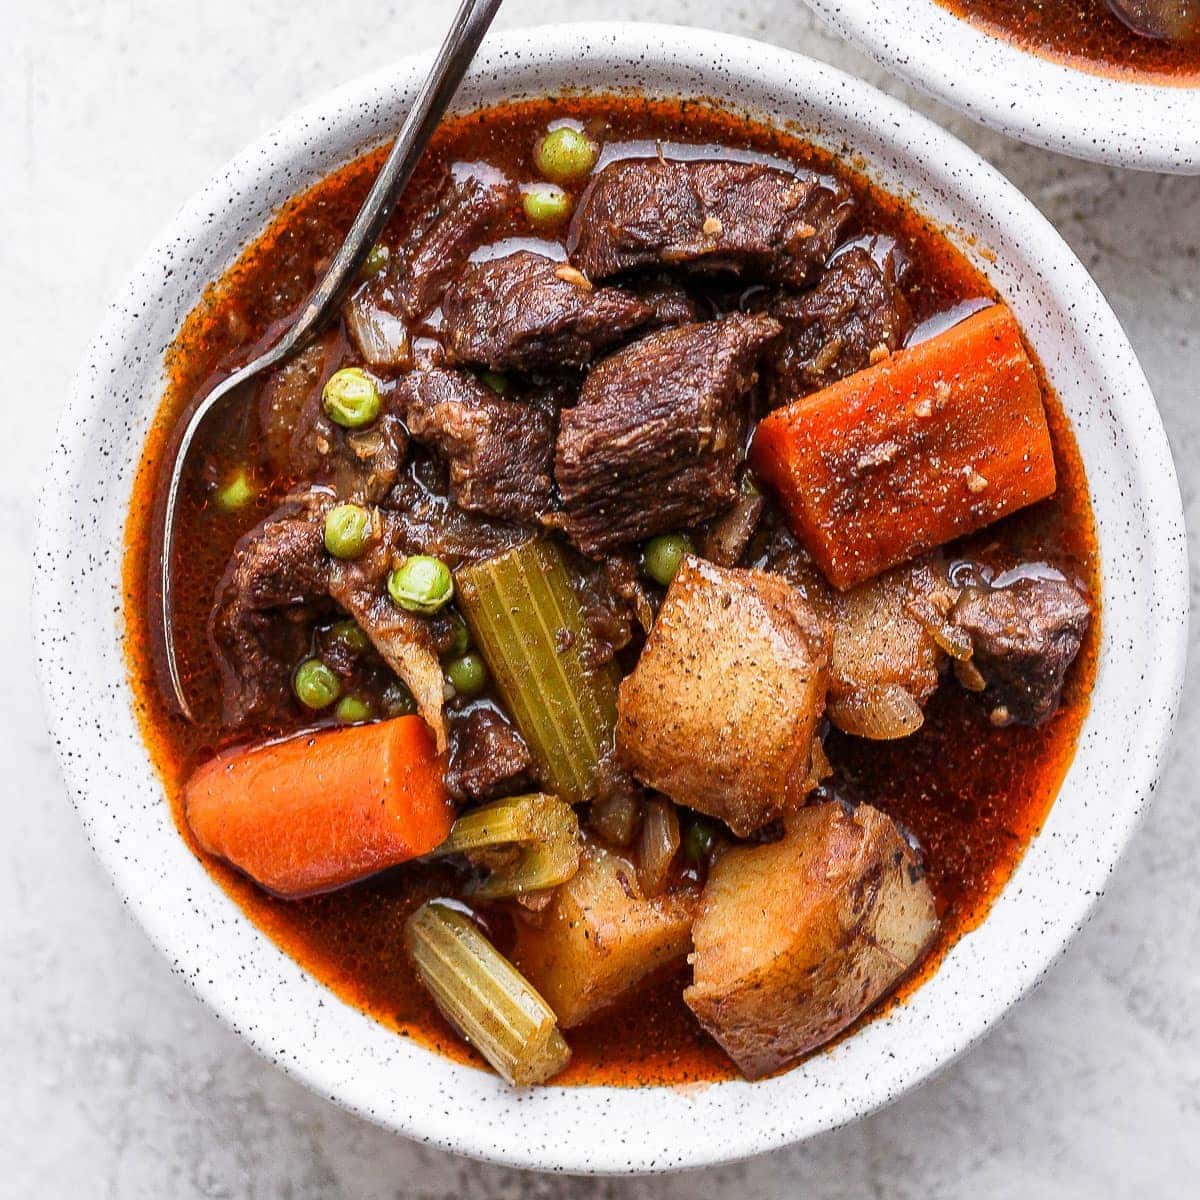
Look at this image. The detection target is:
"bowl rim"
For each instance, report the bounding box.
[34,21,1189,1174]
[804,0,1200,172]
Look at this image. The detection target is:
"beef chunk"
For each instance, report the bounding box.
[626,276,704,327]
[951,577,1090,725]
[445,708,532,802]
[392,173,511,319]
[258,332,408,504]
[383,469,530,567]
[551,313,781,555]
[207,493,333,726]
[570,158,854,288]
[766,245,913,406]
[326,508,449,751]
[396,369,556,523]
[441,251,663,371]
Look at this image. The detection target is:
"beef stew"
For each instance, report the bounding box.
[123,96,1098,1087]
[938,0,1200,80]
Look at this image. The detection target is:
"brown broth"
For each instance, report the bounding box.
[122,95,1099,1087]
[937,0,1200,82]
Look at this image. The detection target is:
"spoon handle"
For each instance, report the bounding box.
[262,0,505,373]
[159,0,503,719]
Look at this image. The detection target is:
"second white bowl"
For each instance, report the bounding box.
[806,0,1200,172]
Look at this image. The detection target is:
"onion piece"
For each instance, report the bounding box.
[828,684,925,740]
[344,287,412,369]
[635,798,681,896]
[589,789,642,847]
[405,901,571,1085]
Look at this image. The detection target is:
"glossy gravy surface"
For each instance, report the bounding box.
[123,96,1099,1085]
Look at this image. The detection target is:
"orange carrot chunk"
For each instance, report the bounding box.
[184,715,452,898]
[750,303,1056,590]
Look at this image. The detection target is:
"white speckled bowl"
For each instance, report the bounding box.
[805,1,1200,172]
[34,23,1188,1175]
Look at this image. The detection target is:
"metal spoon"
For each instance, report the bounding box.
[159,0,503,719]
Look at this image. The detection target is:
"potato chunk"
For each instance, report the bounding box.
[510,843,700,1028]
[617,557,830,836]
[684,801,938,1079]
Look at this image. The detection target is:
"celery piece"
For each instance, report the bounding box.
[455,540,619,806]
[430,792,581,899]
[405,901,571,1086]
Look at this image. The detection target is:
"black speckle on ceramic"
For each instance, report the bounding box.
[806,0,1200,173]
[30,23,1190,1176]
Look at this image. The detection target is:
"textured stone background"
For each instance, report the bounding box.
[4,1,1198,1195]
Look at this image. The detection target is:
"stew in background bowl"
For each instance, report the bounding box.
[804,0,1200,171]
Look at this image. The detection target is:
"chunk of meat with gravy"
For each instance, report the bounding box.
[551,313,780,555]
[207,493,333,726]
[684,801,939,1079]
[951,576,1090,725]
[617,557,830,837]
[445,708,533,802]
[570,158,854,288]
[391,173,511,319]
[766,245,913,406]
[441,251,665,372]
[397,369,555,524]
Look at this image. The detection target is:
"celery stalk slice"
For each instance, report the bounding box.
[405,901,571,1086]
[429,792,581,899]
[456,541,619,805]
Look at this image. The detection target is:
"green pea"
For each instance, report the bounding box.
[445,652,487,698]
[214,467,254,513]
[387,555,454,614]
[382,681,417,717]
[480,370,510,395]
[641,533,695,588]
[322,367,381,428]
[326,619,369,657]
[683,816,718,864]
[323,503,372,560]
[521,183,573,228]
[534,125,599,185]
[444,611,471,658]
[334,694,374,725]
[359,242,390,279]
[293,658,340,710]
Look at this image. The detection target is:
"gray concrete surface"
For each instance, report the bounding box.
[3,1,1198,1195]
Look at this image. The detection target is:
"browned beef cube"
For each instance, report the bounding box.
[551,313,781,555]
[445,709,533,802]
[207,493,333,726]
[393,173,511,318]
[441,251,663,372]
[570,158,854,288]
[396,369,555,523]
[766,245,913,406]
[951,577,1091,725]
